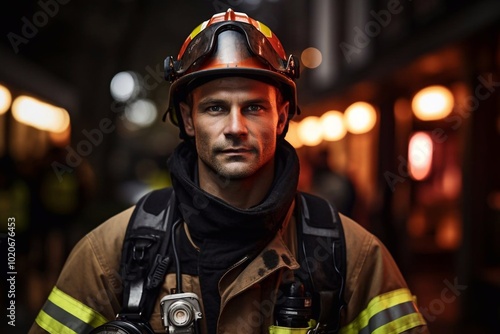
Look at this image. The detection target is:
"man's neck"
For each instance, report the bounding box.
[198,162,275,209]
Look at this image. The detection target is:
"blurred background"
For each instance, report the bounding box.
[0,0,499,333]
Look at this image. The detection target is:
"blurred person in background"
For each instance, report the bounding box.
[309,148,357,217]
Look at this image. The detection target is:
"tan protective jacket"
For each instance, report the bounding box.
[30,202,428,334]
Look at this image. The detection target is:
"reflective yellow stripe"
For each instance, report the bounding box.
[269,326,310,334]
[257,21,273,37]
[189,20,208,40]
[373,313,426,334]
[36,310,77,334]
[35,286,108,333]
[269,319,316,333]
[340,288,426,334]
[49,286,108,326]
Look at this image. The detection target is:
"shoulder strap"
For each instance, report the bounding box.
[296,192,347,334]
[119,188,175,322]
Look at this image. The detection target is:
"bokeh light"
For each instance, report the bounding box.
[12,96,70,133]
[344,102,377,134]
[412,85,454,121]
[301,47,323,69]
[320,110,346,141]
[297,116,322,146]
[408,131,433,180]
[0,84,12,115]
[110,71,140,102]
[285,121,303,148]
[124,99,157,128]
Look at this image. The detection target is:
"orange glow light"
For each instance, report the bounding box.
[0,84,12,115]
[344,102,377,134]
[408,132,433,180]
[320,110,346,141]
[12,96,70,133]
[412,85,454,121]
[297,116,322,146]
[436,214,462,250]
[285,121,303,149]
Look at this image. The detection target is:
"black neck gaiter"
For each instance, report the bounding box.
[167,140,299,333]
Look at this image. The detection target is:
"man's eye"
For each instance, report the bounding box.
[245,105,263,112]
[207,106,224,112]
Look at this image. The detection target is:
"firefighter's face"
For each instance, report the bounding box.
[180,76,288,181]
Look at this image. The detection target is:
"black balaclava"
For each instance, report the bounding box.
[167,139,299,333]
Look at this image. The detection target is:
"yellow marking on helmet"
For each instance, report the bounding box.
[257,21,273,38]
[189,20,209,40]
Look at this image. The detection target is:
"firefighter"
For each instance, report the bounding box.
[31,9,428,334]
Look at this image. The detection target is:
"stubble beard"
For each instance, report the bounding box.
[205,151,257,181]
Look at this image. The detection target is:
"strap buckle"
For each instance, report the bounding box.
[131,235,158,262]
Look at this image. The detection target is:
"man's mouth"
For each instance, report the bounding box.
[219,147,254,155]
[225,148,249,152]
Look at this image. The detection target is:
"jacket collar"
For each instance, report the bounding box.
[219,204,300,307]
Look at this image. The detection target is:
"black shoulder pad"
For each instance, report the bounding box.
[129,187,174,231]
[299,192,341,236]
[296,192,346,333]
[120,187,175,320]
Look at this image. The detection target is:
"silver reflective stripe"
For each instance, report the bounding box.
[358,301,417,334]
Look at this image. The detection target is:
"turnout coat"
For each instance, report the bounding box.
[30,200,428,334]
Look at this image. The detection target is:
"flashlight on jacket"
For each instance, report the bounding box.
[274,279,313,328]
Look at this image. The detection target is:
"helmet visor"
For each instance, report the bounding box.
[176,21,289,76]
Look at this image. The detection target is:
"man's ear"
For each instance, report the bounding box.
[276,101,289,136]
[179,102,195,136]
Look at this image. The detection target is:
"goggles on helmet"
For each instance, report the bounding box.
[165,20,298,81]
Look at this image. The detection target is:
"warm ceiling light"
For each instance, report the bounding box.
[301,47,323,69]
[344,102,377,134]
[0,84,12,115]
[12,96,70,133]
[408,131,433,180]
[412,85,454,121]
[320,110,346,141]
[285,121,303,149]
[297,116,323,146]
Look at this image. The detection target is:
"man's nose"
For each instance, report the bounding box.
[224,108,248,136]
